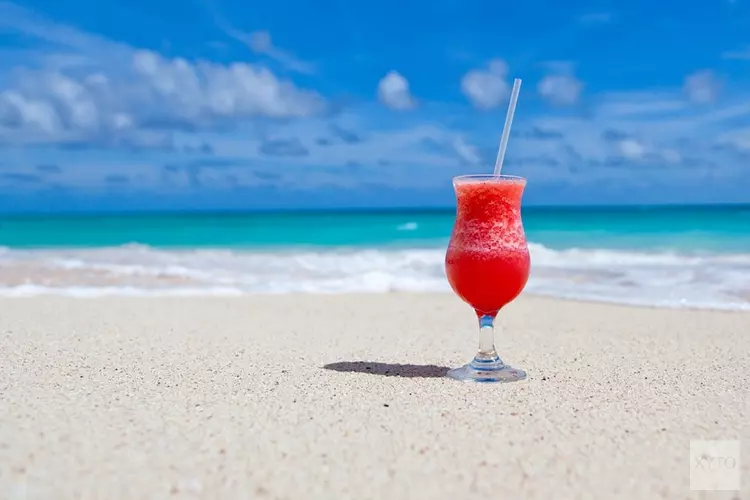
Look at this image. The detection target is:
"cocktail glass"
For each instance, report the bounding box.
[444,174,530,383]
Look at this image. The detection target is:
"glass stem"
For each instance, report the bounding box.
[472,314,504,367]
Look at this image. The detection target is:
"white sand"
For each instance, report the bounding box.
[1,295,748,499]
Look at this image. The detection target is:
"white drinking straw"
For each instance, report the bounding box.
[493,78,522,176]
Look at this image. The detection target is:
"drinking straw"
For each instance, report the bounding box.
[493,78,522,176]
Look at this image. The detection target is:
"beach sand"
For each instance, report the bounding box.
[1,294,748,499]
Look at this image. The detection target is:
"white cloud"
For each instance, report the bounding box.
[246,31,273,52]
[715,127,750,151]
[684,70,720,104]
[2,2,750,197]
[0,91,60,132]
[661,149,682,164]
[618,139,645,159]
[596,92,687,117]
[460,59,509,109]
[0,1,132,63]
[452,136,482,165]
[722,46,750,60]
[317,124,482,171]
[507,86,750,186]
[201,3,314,75]
[132,50,322,118]
[377,71,416,110]
[0,3,324,146]
[538,73,583,106]
[169,115,483,178]
[226,29,315,75]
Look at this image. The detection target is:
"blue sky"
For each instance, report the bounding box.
[0,0,749,212]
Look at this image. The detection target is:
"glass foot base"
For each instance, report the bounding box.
[447,359,527,383]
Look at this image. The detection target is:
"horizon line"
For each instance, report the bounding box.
[1,201,749,217]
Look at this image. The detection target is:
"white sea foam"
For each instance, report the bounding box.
[0,244,749,310]
[397,222,418,231]
[0,284,246,298]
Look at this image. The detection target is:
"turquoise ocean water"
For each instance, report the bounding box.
[1,205,749,309]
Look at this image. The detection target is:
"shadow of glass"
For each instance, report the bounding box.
[323,361,449,378]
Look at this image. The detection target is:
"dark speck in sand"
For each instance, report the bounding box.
[383,404,389,407]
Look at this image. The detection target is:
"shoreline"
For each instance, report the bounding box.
[2,241,750,312]
[1,294,749,498]
[0,289,748,314]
